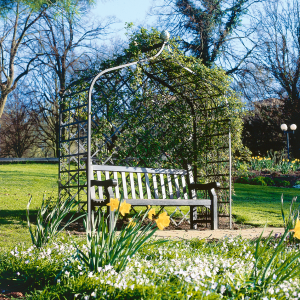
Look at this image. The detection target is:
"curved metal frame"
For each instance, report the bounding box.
[87,41,168,225]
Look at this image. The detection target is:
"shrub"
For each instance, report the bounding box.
[250,176,267,186]
[235,176,250,184]
[274,178,290,187]
[263,177,275,186]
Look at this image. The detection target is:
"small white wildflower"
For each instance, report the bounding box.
[78,265,82,270]
[91,291,96,298]
[65,271,70,276]
[130,284,135,290]
[25,260,29,264]
[88,272,93,278]
[272,274,277,280]
[84,296,89,300]
[220,285,226,294]
[57,279,60,284]
[206,290,210,296]
[195,286,199,291]
[16,272,20,276]
[262,297,268,300]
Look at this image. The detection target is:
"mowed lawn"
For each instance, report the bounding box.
[232,183,300,227]
[0,163,58,249]
[1,163,300,249]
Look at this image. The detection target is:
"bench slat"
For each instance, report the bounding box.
[92,165,187,175]
[121,172,128,198]
[174,174,180,199]
[144,173,151,199]
[181,175,188,199]
[160,174,166,199]
[137,173,144,199]
[126,199,211,206]
[167,174,173,199]
[97,171,104,199]
[129,172,136,199]
[113,172,120,199]
[153,174,159,199]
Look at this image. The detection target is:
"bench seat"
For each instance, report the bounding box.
[89,164,220,229]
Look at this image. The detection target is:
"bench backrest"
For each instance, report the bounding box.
[90,164,197,201]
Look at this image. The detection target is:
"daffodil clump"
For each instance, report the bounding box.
[106,198,170,230]
[234,154,300,176]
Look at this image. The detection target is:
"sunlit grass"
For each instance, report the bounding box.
[232,183,300,227]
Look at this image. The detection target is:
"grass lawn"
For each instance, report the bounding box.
[1,163,300,249]
[232,183,300,227]
[0,163,58,250]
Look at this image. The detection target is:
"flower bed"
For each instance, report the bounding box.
[1,234,300,299]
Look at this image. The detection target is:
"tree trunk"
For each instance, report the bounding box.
[0,94,8,118]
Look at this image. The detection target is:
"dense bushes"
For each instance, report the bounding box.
[235,176,290,187]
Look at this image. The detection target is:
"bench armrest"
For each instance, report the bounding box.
[188,182,220,191]
[91,179,118,188]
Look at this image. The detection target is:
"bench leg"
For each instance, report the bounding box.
[190,206,197,230]
[209,188,218,230]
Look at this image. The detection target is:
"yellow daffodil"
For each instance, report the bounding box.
[148,208,156,220]
[106,198,119,212]
[289,219,300,240]
[128,218,136,227]
[147,205,151,209]
[119,200,131,216]
[155,212,170,230]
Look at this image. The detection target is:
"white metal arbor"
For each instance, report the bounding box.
[59,30,233,229]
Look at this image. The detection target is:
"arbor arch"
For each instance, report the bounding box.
[59,29,241,229]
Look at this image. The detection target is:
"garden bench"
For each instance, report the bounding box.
[89,164,220,230]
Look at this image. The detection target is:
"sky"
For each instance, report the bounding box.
[91,0,162,40]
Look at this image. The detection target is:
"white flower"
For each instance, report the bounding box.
[220,285,226,294]
[262,297,268,300]
[57,279,60,284]
[84,296,89,300]
[91,291,96,297]
[65,271,70,276]
[78,265,82,270]
[130,284,135,290]
[88,272,93,278]
[25,260,29,264]
[16,272,20,276]
[195,286,199,291]
[272,274,277,280]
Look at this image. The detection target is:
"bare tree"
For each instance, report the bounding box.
[0,90,38,157]
[0,2,46,117]
[27,5,115,157]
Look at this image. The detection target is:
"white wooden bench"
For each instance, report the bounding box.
[89,164,220,230]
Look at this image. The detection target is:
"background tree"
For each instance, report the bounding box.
[0,89,38,157]
[151,0,260,74]
[27,4,115,157]
[237,0,300,158]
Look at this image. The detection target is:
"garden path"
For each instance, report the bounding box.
[154,227,285,240]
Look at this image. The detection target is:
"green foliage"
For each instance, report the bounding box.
[26,195,82,248]
[247,227,300,298]
[75,208,165,273]
[235,176,250,184]
[250,176,267,186]
[274,178,290,187]
[281,194,299,232]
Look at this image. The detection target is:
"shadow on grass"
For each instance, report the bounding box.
[0,210,38,224]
